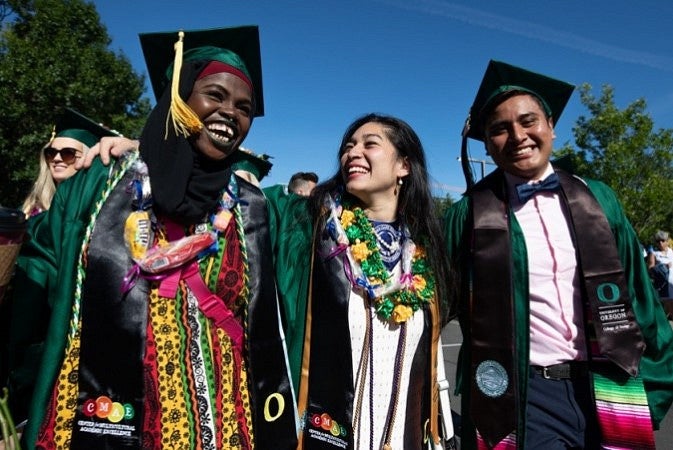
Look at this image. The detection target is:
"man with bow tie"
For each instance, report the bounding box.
[444,60,673,449]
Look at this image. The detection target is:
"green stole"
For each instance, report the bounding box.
[469,169,645,447]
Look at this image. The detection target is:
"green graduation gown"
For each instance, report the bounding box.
[7,156,298,449]
[444,171,673,449]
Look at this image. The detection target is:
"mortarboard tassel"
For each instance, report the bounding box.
[166,31,203,139]
[461,114,475,191]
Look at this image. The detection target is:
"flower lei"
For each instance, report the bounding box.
[340,206,435,323]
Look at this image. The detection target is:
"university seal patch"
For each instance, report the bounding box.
[475,360,508,398]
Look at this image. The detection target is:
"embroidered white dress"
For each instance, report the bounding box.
[348,262,425,449]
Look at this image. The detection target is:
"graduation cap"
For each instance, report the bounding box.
[464,60,575,141]
[229,147,273,181]
[139,25,264,117]
[460,60,574,188]
[52,107,119,148]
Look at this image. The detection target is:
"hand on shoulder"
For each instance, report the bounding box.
[75,136,140,169]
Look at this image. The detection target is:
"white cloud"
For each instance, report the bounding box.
[376,0,673,73]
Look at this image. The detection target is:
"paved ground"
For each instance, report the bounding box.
[441,320,673,448]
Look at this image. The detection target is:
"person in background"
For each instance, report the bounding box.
[1,109,117,444]
[266,113,455,449]
[288,171,319,196]
[21,108,118,217]
[647,230,673,298]
[445,60,673,449]
[5,26,296,449]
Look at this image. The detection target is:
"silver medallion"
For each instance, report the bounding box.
[475,360,508,398]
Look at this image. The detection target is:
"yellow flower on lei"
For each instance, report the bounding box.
[338,205,435,323]
[351,240,371,262]
[412,274,427,292]
[392,304,414,323]
[340,209,355,228]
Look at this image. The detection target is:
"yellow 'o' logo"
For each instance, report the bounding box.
[264,393,285,422]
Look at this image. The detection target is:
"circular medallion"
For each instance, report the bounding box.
[475,360,508,398]
[371,221,402,266]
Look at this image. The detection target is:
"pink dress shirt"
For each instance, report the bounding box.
[505,165,588,366]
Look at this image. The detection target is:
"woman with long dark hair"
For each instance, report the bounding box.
[267,113,455,449]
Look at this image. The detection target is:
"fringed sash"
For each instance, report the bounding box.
[470,169,651,449]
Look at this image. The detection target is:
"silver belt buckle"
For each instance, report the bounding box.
[542,366,552,379]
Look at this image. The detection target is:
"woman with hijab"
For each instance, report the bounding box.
[21,108,117,217]
[6,26,296,449]
[265,113,455,449]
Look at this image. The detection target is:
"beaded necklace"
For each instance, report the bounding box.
[329,198,435,323]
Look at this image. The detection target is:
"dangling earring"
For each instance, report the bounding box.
[394,177,403,195]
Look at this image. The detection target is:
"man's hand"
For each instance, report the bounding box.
[76,136,140,169]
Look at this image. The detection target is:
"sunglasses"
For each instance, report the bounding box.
[43,147,81,164]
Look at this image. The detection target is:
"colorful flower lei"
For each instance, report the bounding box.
[340,206,435,323]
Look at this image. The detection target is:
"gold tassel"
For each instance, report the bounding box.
[49,125,56,144]
[166,30,203,139]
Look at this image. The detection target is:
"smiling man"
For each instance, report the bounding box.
[445,60,673,449]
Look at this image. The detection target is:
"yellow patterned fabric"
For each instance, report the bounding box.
[51,324,82,447]
[39,219,254,449]
[17,159,297,450]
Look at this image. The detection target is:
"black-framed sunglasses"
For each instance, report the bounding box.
[43,147,81,164]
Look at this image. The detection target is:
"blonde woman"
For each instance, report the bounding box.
[21,108,116,217]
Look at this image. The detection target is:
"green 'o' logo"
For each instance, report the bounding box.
[597,282,620,303]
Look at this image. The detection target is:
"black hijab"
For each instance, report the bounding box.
[139,60,232,224]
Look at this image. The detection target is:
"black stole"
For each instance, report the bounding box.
[70,169,297,449]
[238,177,298,450]
[71,167,147,448]
[298,217,432,449]
[469,169,645,447]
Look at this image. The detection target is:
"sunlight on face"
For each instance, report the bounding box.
[46,136,85,184]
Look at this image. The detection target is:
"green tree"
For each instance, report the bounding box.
[554,83,673,242]
[0,0,150,208]
[433,194,454,219]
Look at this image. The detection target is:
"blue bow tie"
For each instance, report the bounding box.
[515,173,561,203]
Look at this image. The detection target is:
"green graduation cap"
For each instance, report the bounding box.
[229,147,273,181]
[53,107,119,148]
[139,25,264,117]
[464,60,575,142]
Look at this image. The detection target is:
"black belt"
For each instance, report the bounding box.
[531,362,589,380]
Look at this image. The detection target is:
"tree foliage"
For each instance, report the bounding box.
[0,0,150,208]
[433,194,454,220]
[554,83,673,243]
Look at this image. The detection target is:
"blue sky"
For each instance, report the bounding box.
[92,0,673,197]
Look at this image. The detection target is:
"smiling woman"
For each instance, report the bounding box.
[265,113,456,449]
[20,108,117,217]
[6,26,297,450]
[188,71,253,160]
